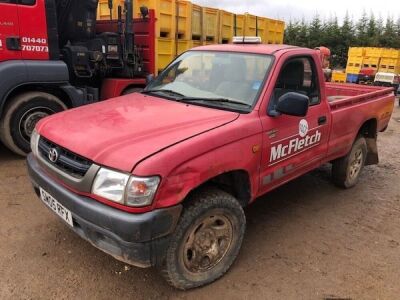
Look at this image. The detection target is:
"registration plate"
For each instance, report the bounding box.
[40,188,73,227]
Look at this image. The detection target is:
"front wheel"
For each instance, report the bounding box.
[332,137,368,188]
[0,92,67,156]
[160,188,246,290]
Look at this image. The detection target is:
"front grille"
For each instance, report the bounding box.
[38,137,92,178]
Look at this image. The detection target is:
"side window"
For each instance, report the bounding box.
[0,0,35,4]
[19,0,35,4]
[270,57,321,111]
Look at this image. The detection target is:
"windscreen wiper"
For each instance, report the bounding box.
[178,97,252,108]
[141,89,185,98]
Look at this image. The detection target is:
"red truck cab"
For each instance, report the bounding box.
[27,44,395,290]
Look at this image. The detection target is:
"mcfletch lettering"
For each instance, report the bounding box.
[270,130,321,163]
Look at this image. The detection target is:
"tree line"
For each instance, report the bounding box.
[284,13,400,68]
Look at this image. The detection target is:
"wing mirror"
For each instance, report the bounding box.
[276,92,309,117]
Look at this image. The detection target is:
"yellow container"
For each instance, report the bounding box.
[255,17,268,42]
[176,40,192,55]
[191,40,203,47]
[156,38,176,73]
[379,58,400,74]
[381,48,400,59]
[362,57,380,70]
[219,10,234,43]
[348,47,365,57]
[346,56,364,74]
[234,14,245,36]
[191,3,203,40]
[264,18,284,44]
[364,47,383,58]
[177,0,192,40]
[203,7,219,42]
[244,13,258,37]
[135,0,176,38]
[332,71,347,83]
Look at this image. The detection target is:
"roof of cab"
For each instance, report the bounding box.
[190,44,308,55]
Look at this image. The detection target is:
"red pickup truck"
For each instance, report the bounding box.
[27,44,395,290]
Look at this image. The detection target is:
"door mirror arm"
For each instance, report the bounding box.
[268,109,281,117]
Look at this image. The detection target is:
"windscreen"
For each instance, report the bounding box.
[147,51,273,109]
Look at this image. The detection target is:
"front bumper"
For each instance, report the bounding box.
[27,154,182,268]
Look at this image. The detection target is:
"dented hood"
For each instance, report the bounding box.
[37,93,239,172]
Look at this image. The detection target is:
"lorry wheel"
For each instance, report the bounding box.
[332,137,367,189]
[0,92,67,156]
[160,187,246,290]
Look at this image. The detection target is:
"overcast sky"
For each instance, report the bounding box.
[193,0,400,23]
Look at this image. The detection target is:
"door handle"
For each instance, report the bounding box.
[6,36,21,51]
[318,116,327,125]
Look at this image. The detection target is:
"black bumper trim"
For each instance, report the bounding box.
[27,154,182,267]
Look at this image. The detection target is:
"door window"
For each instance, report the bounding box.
[269,57,321,114]
[19,0,36,5]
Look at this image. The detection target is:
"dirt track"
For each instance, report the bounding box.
[1,105,400,300]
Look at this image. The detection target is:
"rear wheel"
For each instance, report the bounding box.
[332,137,367,188]
[0,92,67,156]
[160,188,246,290]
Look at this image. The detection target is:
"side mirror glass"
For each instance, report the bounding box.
[276,92,309,117]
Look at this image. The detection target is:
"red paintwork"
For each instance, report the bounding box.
[37,93,239,173]
[36,45,396,213]
[0,1,49,62]
[0,2,21,61]
[18,1,49,60]
[359,68,376,76]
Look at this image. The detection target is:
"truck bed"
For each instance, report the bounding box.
[325,82,395,162]
[326,82,394,108]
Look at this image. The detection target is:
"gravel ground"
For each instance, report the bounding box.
[0,105,399,300]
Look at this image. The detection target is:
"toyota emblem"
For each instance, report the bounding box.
[48,148,59,163]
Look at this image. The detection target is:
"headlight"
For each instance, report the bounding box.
[92,168,130,204]
[92,168,160,207]
[30,129,40,156]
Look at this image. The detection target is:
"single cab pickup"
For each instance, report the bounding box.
[27,44,395,290]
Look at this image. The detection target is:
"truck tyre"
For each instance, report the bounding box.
[0,92,67,156]
[160,187,246,290]
[332,137,368,189]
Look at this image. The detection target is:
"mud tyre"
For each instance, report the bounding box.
[332,137,368,189]
[160,187,246,290]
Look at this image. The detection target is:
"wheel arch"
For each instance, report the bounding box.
[183,170,252,208]
[357,118,379,166]
[0,60,72,118]
[0,83,73,118]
